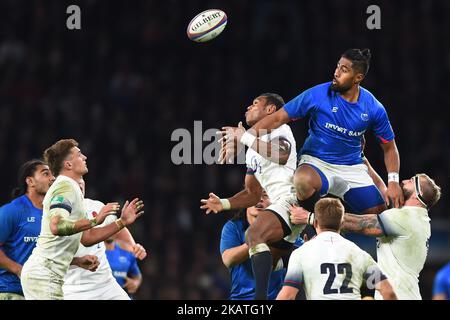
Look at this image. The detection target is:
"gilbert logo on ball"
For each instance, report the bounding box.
[187,9,227,42]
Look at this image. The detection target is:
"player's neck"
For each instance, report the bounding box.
[25,191,44,210]
[60,171,83,184]
[340,85,360,103]
[404,198,427,209]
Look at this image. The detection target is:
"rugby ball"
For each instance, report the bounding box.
[187,9,227,43]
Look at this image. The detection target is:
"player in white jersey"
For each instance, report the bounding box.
[201,93,305,299]
[63,178,147,300]
[277,198,397,300]
[290,173,441,299]
[21,139,144,300]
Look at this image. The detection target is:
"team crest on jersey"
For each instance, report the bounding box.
[332,106,339,112]
[119,256,128,264]
[250,156,262,174]
[51,195,65,204]
[360,113,369,121]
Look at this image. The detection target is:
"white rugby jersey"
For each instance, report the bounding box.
[30,175,85,278]
[284,231,385,300]
[375,206,430,300]
[63,198,117,293]
[245,124,297,201]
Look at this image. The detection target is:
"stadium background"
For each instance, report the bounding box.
[0,0,448,299]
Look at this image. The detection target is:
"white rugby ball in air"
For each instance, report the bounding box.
[187,9,227,43]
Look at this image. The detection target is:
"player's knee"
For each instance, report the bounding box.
[294,173,315,198]
[246,225,265,247]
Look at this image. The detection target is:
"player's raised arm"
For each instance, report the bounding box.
[380,139,404,208]
[250,107,291,135]
[221,122,293,165]
[80,199,144,247]
[50,200,120,236]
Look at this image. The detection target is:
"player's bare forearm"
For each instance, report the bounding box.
[342,213,384,237]
[228,174,263,209]
[381,140,400,174]
[251,137,291,165]
[364,158,387,199]
[251,108,290,135]
[80,222,123,247]
[222,243,249,268]
[115,227,135,247]
[376,279,398,300]
[276,286,299,300]
[0,249,22,277]
[228,188,262,209]
[50,215,98,236]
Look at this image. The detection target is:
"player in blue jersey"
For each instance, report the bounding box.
[0,160,55,300]
[223,48,403,216]
[0,159,98,300]
[433,263,450,300]
[105,236,142,297]
[220,192,292,300]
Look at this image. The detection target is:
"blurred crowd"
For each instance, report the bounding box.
[0,0,448,299]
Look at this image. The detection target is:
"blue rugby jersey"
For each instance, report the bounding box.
[220,219,286,300]
[284,82,394,165]
[433,263,450,300]
[0,195,43,294]
[105,243,141,288]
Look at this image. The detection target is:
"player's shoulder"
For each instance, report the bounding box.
[380,206,419,221]
[0,197,22,216]
[0,195,31,214]
[308,82,333,97]
[293,237,316,254]
[439,262,450,275]
[51,175,77,192]
[222,218,243,233]
[271,124,295,140]
[360,86,384,109]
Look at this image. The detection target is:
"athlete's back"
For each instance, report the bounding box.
[285,231,383,300]
[376,206,431,299]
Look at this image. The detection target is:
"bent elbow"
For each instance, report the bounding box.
[278,156,288,166]
[50,223,59,236]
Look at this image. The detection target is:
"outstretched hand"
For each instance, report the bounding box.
[120,198,144,226]
[200,192,224,214]
[217,122,246,164]
[96,202,120,224]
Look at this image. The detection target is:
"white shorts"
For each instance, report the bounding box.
[266,194,306,243]
[298,155,385,213]
[299,155,373,195]
[21,255,64,300]
[63,277,130,300]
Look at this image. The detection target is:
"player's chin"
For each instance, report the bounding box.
[245,117,255,127]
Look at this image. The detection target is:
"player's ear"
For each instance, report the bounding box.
[265,104,277,115]
[354,73,364,84]
[25,176,34,187]
[64,160,72,170]
[313,219,318,229]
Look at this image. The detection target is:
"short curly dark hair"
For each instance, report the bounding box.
[43,139,78,176]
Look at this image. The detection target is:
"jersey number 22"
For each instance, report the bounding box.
[320,263,354,294]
